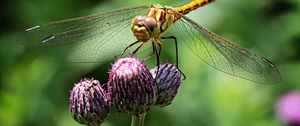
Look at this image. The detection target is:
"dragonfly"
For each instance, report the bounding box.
[18,0,281,84]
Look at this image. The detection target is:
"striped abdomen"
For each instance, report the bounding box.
[175,0,215,15]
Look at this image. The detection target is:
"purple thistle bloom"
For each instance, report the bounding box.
[69,78,110,126]
[108,56,155,115]
[277,91,300,126]
[150,63,181,107]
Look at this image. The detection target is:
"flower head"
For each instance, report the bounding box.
[150,63,181,107]
[69,78,110,125]
[108,56,155,115]
[277,91,300,126]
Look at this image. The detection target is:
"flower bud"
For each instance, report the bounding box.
[108,56,155,115]
[70,78,109,125]
[150,63,181,107]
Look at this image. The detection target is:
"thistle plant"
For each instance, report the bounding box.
[69,56,183,126]
[69,78,110,126]
[150,63,181,107]
[107,56,155,115]
[107,55,156,126]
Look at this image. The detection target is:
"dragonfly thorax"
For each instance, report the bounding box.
[131,16,160,42]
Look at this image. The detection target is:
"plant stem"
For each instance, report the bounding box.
[131,113,146,126]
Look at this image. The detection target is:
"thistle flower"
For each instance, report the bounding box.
[150,63,181,107]
[108,56,155,115]
[69,78,110,126]
[276,91,300,126]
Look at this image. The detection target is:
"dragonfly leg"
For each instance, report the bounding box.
[161,36,186,80]
[141,41,157,62]
[132,42,147,54]
[121,40,141,56]
[153,40,162,84]
[161,36,178,67]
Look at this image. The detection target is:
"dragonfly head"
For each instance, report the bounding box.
[131,16,160,42]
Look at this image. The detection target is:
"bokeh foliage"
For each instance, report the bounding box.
[1,0,300,126]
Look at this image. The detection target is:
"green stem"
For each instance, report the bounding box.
[131,113,146,126]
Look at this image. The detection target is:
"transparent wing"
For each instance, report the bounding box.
[173,14,281,84]
[18,6,149,63]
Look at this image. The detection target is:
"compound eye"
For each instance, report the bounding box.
[143,16,158,31]
[132,16,144,25]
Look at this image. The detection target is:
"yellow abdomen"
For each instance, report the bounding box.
[175,0,215,15]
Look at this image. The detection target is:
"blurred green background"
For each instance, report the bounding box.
[1,0,300,126]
